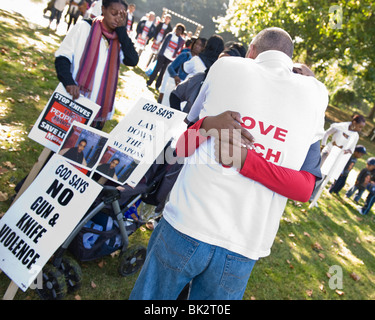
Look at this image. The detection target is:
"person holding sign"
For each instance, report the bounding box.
[146,24,186,90]
[54,0,139,130]
[130,27,328,300]
[149,14,173,54]
[135,11,156,55]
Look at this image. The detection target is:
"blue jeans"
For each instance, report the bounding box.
[129,218,256,300]
[346,185,365,202]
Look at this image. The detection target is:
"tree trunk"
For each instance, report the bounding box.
[368,103,375,120]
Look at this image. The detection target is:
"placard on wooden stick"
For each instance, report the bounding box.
[0,155,102,293]
[2,85,100,299]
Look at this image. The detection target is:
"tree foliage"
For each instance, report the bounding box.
[216,0,375,118]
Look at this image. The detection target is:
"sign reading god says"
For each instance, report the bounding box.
[107,97,186,187]
[0,155,102,291]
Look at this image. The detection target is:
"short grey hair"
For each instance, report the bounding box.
[251,27,294,58]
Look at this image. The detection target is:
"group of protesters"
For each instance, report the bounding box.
[49,0,372,300]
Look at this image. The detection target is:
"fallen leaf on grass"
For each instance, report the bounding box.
[306,289,313,297]
[350,272,360,281]
[286,259,294,269]
[75,294,82,300]
[2,161,15,169]
[91,281,97,289]
[304,231,311,237]
[97,260,105,268]
[335,290,344,296]
[110,250,120,258]
[312,242,323,251]
[0,192,9,202]
[0,166,9,175]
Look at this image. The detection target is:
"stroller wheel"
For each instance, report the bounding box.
[59,256,83,293]
[118,245,147,276]
[36,265,67,300]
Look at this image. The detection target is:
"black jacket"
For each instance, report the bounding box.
[55,19,138,87]
[135,19,156,43]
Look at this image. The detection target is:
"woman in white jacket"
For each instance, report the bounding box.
[320,114,366,164]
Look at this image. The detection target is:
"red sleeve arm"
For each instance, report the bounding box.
[175,119,316,202]
[239,149,316,202]
[175,117,208,157]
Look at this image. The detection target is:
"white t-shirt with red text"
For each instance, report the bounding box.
[163,51,328,260]
[163,33,179,61]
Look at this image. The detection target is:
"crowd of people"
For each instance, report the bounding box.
[47,0,373,300]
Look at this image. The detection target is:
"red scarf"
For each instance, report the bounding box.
[75,17,120,123]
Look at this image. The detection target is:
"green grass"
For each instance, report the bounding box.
[1,9,375,300]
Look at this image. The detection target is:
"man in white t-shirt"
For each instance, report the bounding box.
[130,27,328,300]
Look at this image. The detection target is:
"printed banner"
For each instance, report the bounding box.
[28,83,100,152]
[106,97,186,187]
[0,155,102,291]
[57,121,109,172]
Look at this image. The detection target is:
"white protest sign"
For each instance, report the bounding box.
[0,154,102,292]
[100,97,186,187]
[28,83,100,152]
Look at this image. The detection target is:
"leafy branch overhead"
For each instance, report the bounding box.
[216,0,375,118]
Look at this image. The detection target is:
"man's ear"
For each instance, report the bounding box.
[246,44,257,59]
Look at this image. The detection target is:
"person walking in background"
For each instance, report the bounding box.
[135,11,156,56]
[146,23,186,90]
[328,145,367,196]
[358,165,375,215]
[320,114,366,165]
[167,37,206,87]
[149,14,173,57]
[346,156,375,202]
[125,3,136,35]
[87,0,102,18]
[158,37,206,105]
[310,114,366,202]
[54,0,138,130]
[66,0,83,31]
[48,0,69,31]
[182,34,224,78]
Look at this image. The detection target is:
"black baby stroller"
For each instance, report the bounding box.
[35,146,183,300]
